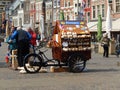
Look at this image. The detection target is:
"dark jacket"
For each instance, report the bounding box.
[101,36,110,46]
[11,29,32,42]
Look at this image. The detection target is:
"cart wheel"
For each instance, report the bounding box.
[24,53,42,73]
[68,54,86,73]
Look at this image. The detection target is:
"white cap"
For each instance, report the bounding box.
[17,26,22,30]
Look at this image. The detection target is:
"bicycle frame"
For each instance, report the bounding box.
[37,49,68,67]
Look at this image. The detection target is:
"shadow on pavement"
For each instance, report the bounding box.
[86,68,119,73]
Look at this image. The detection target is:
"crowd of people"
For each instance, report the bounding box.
[5,25,41,72]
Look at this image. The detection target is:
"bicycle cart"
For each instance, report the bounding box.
[23,20,91,73]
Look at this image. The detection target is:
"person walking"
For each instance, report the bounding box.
[6,26,17,54]
[101,33,110,57]
[27,27,37,46]
[11,26,32,68]
[27,27,37,53]
[6,26,17,66]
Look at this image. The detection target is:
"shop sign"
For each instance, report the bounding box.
[60,21,84,25]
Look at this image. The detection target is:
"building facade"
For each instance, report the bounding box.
[2,0,120,40]
[89,0,120,41]
[0,0,13,26]
[60,0,74,20]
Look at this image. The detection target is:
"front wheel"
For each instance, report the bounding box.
[23,53,43,73]
[68,54,86,73]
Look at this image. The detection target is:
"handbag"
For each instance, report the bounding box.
[101,42,104,46]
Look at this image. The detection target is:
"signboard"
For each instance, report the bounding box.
[60,21,84,25]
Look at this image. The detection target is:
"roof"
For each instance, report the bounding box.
[87,18,120,32]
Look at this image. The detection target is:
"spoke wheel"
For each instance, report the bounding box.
[24,54,42,73]
[69,54,86,73]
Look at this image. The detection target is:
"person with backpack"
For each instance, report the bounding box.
[11,26,32,68]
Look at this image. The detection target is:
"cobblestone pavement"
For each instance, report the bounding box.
[0,42,120,90]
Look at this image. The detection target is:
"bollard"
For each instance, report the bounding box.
[11,55,18,70]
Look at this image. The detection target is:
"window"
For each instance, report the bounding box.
[65,2,67,7]
[109,0,112,3]
[2,2,6,5]
[58,0,60,6]
[68,2,70,6]
[54,1,56,6]
[93,6,96,18]
[97,5,100,15]
[116,0,120,12]
[75,4,77,7]
[102,4,104,17]
[78,3,81,7]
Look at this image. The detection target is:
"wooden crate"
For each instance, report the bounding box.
[50,66,69,72]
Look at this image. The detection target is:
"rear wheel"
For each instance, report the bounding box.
[69,54,86,73]
[24,53,42,73]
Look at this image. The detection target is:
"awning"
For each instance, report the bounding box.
[87,18,120,32]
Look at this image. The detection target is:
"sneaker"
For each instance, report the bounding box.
[39,67,47,73]
[19,69,26,74]
[17,67,24,70]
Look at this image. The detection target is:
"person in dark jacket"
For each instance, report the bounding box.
[11,26,32,67]
[101,33,110,57]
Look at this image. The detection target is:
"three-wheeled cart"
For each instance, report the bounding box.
[49,20,91,72]
[24,20,91,73]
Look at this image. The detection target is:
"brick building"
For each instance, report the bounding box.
[88,0,120,41]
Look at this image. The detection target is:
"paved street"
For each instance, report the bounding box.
[0,42,120,90]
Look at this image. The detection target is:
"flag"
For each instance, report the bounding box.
[59,24,64,29]
[82,0,86,8]
[96,15,102,41]
[80,0,86,20]
[60,11,65,20]
[39,15,45,41]
[84,7,91,12]
[106,5,112,39]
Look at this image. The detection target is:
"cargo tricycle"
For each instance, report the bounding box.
[23,20,91,73]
